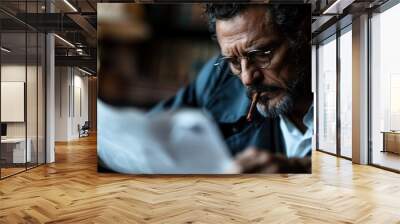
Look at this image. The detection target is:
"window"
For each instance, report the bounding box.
[0,1,47,179]
[317,35,337,154]
[339,27,352,158]
[370,2,400,171]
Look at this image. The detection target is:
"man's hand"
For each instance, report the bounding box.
[232,147,311,174]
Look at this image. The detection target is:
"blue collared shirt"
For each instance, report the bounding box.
[150,56,312,158]
[279,104,313,158]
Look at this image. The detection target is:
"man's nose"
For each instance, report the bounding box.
[240,58,262,86]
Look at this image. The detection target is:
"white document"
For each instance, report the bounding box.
[97,100,234,174]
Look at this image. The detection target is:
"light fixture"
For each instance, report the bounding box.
[54,34,75,48]
[322,0,354,15]
[1,47,11,53]
[63,0,78,12]
[78,67,93,76]
[76,48,87,56]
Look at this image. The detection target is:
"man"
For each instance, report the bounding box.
[150,4,313,173]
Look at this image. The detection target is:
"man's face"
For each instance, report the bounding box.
[216,6,304,117]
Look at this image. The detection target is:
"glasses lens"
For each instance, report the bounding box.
[250,50,271,69]
[215,50,272,76]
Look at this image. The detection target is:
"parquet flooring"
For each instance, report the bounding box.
[0,135,399,223]
[1,167,26,178]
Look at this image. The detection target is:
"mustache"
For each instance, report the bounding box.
[246,85,283,98]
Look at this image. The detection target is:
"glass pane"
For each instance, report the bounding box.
[339,29,352,158]
[371,3,400,171]
[317,36,337,154]
[38,32,45,165]
[27,31,38,169]
[1,31,27,177]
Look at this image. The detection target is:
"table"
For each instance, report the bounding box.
[1,138,31,163]
[381,131,400,155]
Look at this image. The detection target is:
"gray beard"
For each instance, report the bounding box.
[255,70,306,118]
[256,94,294,118]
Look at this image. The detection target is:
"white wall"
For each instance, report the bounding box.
[55,66,69,141]
[55,67,89,141]
[1,65,26,81]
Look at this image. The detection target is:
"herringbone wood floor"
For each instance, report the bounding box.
[0,135,399,224]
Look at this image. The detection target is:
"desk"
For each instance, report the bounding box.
[1,138,31,163]
[381,131,400,155]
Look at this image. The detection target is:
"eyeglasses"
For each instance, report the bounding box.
[214,49,273,76]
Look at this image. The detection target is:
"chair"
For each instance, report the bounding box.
[79,121,90,138]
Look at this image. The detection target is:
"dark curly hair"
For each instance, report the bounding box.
[205,3,312,97]
[205,3,310,48]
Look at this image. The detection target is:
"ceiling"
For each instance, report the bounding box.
[0,0,392,73]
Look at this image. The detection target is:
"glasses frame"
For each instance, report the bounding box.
[214,49,273,76]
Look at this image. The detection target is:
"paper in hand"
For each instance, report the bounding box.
[97,100,234,174]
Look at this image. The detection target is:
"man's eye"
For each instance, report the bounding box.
[228,58,241,69]
[250,50,271,64]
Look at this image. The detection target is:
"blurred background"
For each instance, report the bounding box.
[98,3,219,109]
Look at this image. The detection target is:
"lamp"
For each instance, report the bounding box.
[63,0,78,12]
[78,67,94,76]
[1,47,11,53]
[54,34,75,48]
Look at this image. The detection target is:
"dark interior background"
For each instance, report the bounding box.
[98,4,219,109]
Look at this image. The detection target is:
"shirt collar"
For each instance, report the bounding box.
[279,102,314,133]
[303,103,314,131]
